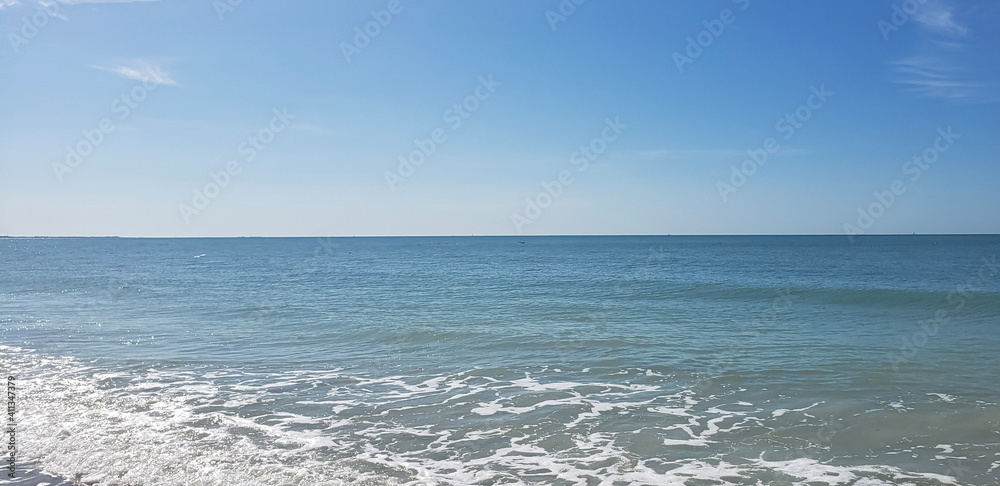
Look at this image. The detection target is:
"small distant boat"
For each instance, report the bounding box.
[517,241,525,244]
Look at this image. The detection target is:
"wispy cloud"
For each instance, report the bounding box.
[889,0,996,102]
[0,0,157,10]
[636,149,746,160]
[92,60,178,86]
[37,1,68,19]
[634,148,808,161]
[4,0,158,5]
[59,0,158,3]
[891,53,992,100]
[1,0,156,12]
[913,0,968,37]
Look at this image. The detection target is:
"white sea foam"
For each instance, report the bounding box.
[772,401,823,417]
[0,346,979,485]
[927,393,959,403]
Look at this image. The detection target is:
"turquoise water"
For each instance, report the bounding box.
[1,236,999,485]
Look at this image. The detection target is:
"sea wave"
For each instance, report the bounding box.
[1,345,986,485]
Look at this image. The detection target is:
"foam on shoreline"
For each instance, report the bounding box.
[1,345,982,485]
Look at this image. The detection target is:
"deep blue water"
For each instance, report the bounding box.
[1,236,999,485]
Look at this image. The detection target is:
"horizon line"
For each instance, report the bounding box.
[3,233,999,239]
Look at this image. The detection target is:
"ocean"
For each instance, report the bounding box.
[1,235,998,485]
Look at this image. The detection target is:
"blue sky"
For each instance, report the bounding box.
[1,0,998,236]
